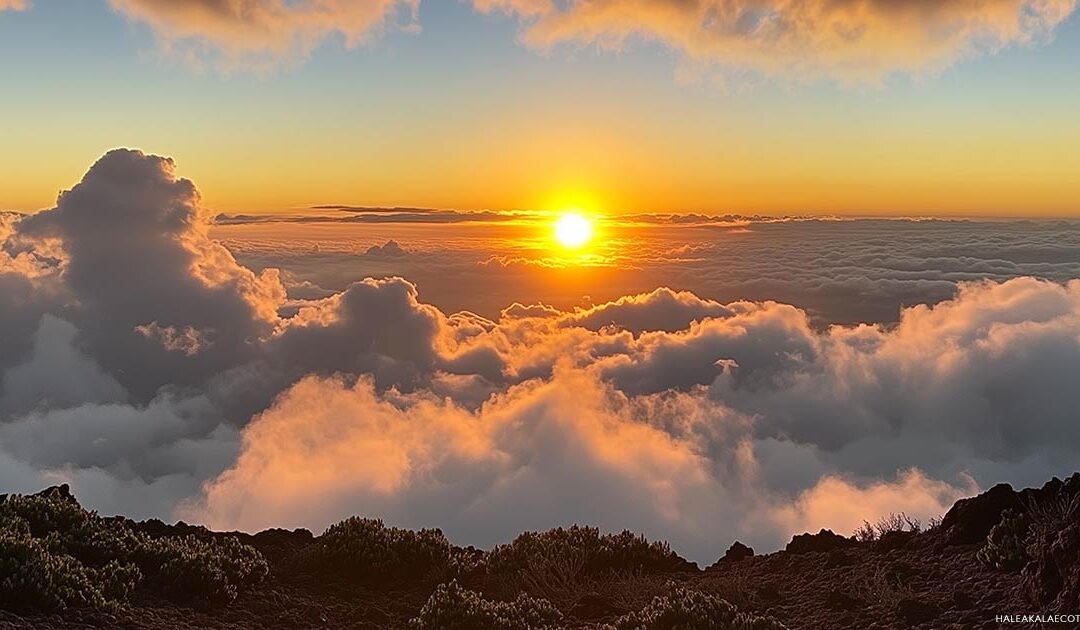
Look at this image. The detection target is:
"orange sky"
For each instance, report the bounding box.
[2,0,1079,216]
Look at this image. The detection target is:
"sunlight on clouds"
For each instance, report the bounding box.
[5,150,1080,561]
[479,0,1079,83]
[108,0,419,70]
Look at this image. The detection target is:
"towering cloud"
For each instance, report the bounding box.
[17,149,285,400]
[477,0,1078,82]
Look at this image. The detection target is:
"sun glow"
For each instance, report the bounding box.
[554,212,593,249]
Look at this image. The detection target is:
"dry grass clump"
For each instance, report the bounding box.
[853,512,923,543]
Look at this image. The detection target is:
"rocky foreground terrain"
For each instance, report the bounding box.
[1,474,1078,629]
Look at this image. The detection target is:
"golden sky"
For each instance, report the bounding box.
[1,0,1079,216]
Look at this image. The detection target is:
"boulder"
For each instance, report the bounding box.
[720,541,754,562]
[939,483,1021,545]
[786,529,857,554]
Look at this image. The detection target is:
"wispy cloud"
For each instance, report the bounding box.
[107,0,419,70]
[7,0,1065,80]
[0,0,28,12]
[476,0,1079,83]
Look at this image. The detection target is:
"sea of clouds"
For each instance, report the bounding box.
[3,149,1080,563]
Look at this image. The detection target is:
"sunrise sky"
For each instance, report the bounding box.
[2,0,1080,216]
[4,1,1080,564]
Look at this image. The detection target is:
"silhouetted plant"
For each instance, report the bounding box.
[977,508,1031,572]
[136,534,269,606]
[302,516,452,580]
[0,489,267,612]
[486,526,693,579]
[408,579,563,630]
[853,512,922,543]
[0,526,140,613]
[605,585,788,630]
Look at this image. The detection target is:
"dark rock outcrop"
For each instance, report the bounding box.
[720,541,754,562]
[940,483,1022,545]
[786,529,856,554]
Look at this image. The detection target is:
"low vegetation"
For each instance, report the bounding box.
[408,580,564,630]
[486,526,694,579]
[604,585,787,630]
[853,512,923,543]
[2,476,1078,628]
[299,516,454,580]
[0,487,267,612]
[977,508,1031,572]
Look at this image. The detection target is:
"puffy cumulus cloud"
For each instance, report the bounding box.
[554,287,734,334]
[0,213,62,374]
[18,149,286,400]
[0,316,126,417]
[108,0,418,69]
[267,276,448,387]
[711,277,1080,480]
[186,276,1080,559]
[186,366,777,558]
[478,0,1078,83]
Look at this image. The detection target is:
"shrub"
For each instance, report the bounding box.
[977,508,1031,572]
[302,517,452,580]
[0,488,267,611]
[409,580,563,630]
[137,534,270,607]
[0,527,140,613]
[486,526,693,579]
[607,586,788,630]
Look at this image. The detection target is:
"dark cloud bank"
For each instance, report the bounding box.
[3,149,1080,563]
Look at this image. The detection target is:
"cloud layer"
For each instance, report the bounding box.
[5,0,1073,79]
[4,150,1080,561]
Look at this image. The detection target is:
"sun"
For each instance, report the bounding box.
[554,212,593,249]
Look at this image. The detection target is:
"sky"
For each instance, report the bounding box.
[2,0,1080,216]
[4,1,1080,563]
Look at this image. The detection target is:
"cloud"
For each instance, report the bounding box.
[8,149,1080,562]
[772,470,977,537]
[17,149,286,400]
[186,366,772,558]
[478,0,1079,83]
[107,0,419,69]
[0,0,27,11]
